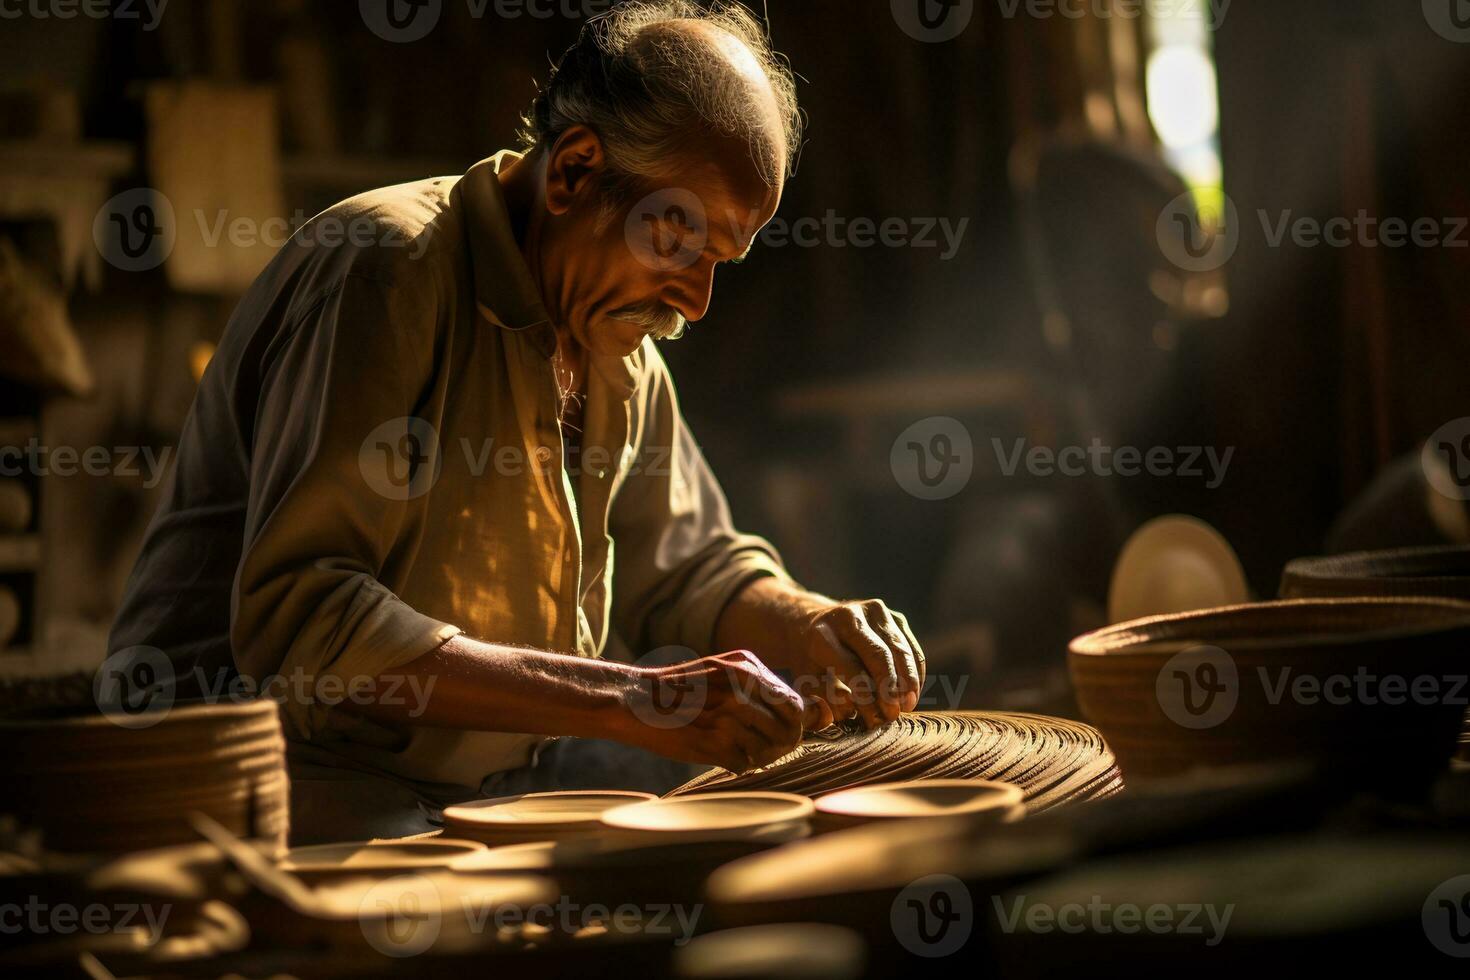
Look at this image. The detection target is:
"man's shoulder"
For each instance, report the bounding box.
[288,174,466,284]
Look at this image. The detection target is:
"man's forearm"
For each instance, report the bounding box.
[343,630,815,772]
[344,633,636,739]
[715,575,828,669]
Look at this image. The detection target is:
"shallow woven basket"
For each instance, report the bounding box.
[3,698,289,856]
[1069,597,1470,791]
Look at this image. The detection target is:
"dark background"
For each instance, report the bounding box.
[1,0,1467,702]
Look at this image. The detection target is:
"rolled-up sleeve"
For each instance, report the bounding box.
[609,350,792,656]
[232,268,460,739]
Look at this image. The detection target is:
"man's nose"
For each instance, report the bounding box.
[664,261,717,323]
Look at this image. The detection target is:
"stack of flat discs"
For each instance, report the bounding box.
[1280,545,1470,759]
[441,790,654,846]
[667,712,1122,812]
[599,792,814,844]
[4,699,289,856]
[1070,597,1470,789]
[812,779,1025,832]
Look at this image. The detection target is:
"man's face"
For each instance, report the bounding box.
[538,132,783,359]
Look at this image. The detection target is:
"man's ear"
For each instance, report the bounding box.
[545,125,607,216]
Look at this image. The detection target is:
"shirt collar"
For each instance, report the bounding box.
[460,151,553,345]
[460,150,642,401]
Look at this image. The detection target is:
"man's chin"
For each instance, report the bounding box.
[592,319,650,357]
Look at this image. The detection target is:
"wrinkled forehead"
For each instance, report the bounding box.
[676,133,784,229]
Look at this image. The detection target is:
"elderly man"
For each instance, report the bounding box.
[110,1,924,841]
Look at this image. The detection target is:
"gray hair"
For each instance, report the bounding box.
[518,1,802,197]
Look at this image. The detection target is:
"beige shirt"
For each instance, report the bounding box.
[109,152,790,793]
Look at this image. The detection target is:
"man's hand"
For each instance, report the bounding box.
[715,579,926,731]
[614,649,824,772]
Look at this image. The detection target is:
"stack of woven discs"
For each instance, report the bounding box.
[1280,545,1470,760]
[667,712,1122,811]
[4,698,289,856]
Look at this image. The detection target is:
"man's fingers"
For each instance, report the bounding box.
[835,612,903,723]
[741,655,807,732]
[893,611,926,689]
[805,653,859,722]
[741,693,802,756]
[719,717,762,772]
[813,622,884,729]
[800,695,833,732]
[869,605,921,711]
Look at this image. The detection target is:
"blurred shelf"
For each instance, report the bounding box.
[0,535,42,573]
[0,139,135,180]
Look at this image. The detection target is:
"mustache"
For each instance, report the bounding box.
[607,301,687,340]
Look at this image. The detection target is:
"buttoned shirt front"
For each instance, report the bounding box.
[109,151,790,794]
